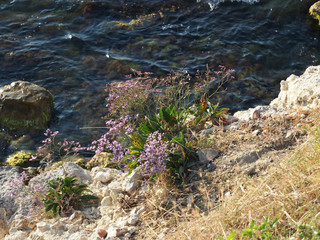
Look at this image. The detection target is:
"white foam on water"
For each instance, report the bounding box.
[198,0,259,11]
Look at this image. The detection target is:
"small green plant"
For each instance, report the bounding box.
[297,224,320,239]
[216,233,236,240]
[241,217,279,240]
[218,217,279,240]
[187,94,229,129]
[42,175,99,216]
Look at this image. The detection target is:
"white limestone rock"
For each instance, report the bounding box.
[69,211,85,225]
[106,226,129,239]
[271,66,320,109]
[36,222,50,232]
[122,168,142,193]
[235,66,320,122]
[91,166,106,176]
[51,221,67,235]
[68,231,88,240]
[108,180,123,193]
[9,215,36,233]
[101,196,113,207]
[30,162,92,185]
[94,169,118,184]
[4,230,28,240]
[127,213,139,226]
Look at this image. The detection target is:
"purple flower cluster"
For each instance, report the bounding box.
[31,129,86,162]
[87,112,141,163]
[88,135,128,163]
[25,178,48,215]
[105,115,136,136]
[138,131,175,181]
[105,79,151,117]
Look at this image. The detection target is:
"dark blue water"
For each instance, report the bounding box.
[1,0,320,144]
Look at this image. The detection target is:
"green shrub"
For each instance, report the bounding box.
[128,104,196,181]
[42,176,99,216]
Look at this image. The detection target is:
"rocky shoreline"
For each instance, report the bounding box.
[1,65,320,239]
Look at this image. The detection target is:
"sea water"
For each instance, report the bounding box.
[0,0,319,143]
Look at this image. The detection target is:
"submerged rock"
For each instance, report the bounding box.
[0,81,54,134]
[0,133,12,160]
[8,135,34,153]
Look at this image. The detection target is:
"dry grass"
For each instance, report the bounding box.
[137,109,320,240]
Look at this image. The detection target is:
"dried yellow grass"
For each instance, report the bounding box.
[137,109,320,240]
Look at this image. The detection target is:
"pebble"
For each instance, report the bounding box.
[252,109,260,119]
[225,192,231,199]
[229,122,238,131]
[36,222,50,232]
[285,130,293,139]
[101,196,113,207]
[242,165,257,175]
[97,229,107,238]
[252,129,260,136]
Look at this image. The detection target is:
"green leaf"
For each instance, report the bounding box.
[80,195,99,201]
[178,166,184,177]
[226,232,236,240]
[269,217,279,228]
[44,202,55,212]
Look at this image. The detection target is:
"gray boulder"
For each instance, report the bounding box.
[0,166,20,217]
[0,81,54,133]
